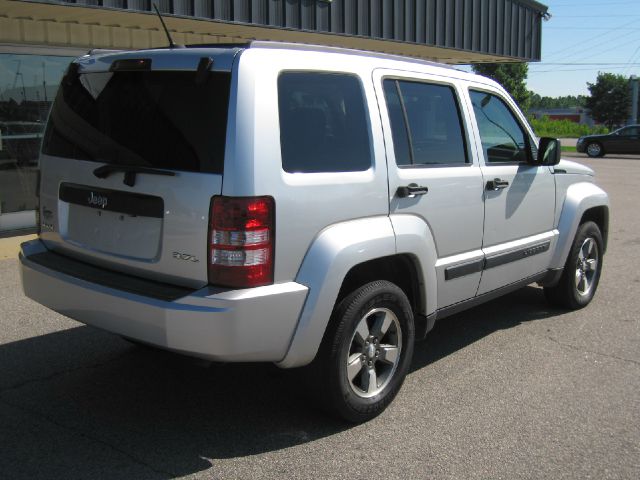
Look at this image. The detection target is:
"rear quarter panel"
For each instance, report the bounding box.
[223,48,391,283]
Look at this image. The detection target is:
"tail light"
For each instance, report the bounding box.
[208,196,275,288]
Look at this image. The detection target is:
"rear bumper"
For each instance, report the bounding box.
[19,239,308,363]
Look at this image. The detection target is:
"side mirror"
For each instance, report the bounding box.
[537,137,561,166]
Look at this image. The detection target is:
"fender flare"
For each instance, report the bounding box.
[550,182,609,269]
[277,216,396,368]
[277,214,438,368]
[390,214,438,316]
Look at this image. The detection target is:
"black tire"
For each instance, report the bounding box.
[586,141,604,158]
[307,280,415,423]
[544,221,603,310]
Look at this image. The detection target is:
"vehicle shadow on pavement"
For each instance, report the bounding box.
[0,285,562,479]
[0,324,347,479]
[411,285,562,373]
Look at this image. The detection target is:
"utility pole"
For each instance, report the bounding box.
[630,75,639,125]
[42,62,48,103]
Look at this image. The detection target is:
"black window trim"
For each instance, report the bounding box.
[382,75,472,169]
[277,69,374,174]
[468,87,536,166]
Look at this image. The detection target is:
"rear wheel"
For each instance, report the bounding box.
[308,280,415,423]
[544,221,603,309]
[586,141,604,158]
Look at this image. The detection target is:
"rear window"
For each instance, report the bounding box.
[42,67,231,174]
[278,72,372,173]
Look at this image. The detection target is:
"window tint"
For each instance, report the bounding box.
[620,126,639,136]
[42,69,231,173]
[278,72,371,173]
[470,90,529,164]
[382,81,412,166]
[383,79,468,166]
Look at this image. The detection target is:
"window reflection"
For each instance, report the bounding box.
[0,54,73,227]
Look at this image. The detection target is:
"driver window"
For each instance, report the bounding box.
[470,90,529,164]
[620,126,639,136]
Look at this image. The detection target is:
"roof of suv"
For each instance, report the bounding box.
[79,40,498,90]
[85,40,456,71]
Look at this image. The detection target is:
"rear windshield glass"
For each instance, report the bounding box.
[42,68,231,174]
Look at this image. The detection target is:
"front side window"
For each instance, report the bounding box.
[383,79,468,166]
[278,72,372,173]
[470,90,530,164]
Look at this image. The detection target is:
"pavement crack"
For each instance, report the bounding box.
[0,395,174,478]
[0,352,130,395]
[546,336,640,366]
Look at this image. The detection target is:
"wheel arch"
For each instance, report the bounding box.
[277,216,397,368]
[336,254,424,316]
[277,214,437,368]
[551,182,610,269]
[580,205,609,253]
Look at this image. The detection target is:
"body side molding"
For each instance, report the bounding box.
[435,271,548,320]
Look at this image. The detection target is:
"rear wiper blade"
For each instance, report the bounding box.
[93,164,175,187]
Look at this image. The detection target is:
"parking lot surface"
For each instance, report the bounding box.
[0,156,638,480]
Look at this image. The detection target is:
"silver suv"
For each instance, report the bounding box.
[20,42,609,422]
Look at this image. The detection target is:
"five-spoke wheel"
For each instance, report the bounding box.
[346,307,402,398]
[574,237,599,297]
[545,221,604,309]
[307,280,414,423]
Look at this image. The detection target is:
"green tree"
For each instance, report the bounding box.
[472,63,530,111]
[586,72,630,129]
[528,93,587,110]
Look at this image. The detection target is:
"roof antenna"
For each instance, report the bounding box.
[153,3,182,48]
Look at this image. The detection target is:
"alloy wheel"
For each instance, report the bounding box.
[345,307,402,398]
[575,237,599,296]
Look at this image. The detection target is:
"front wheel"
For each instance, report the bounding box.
[586,142,604,158]
[544,221,604,309]
[308,281,415,423]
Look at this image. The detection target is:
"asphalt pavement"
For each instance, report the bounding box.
[0,155,638,479]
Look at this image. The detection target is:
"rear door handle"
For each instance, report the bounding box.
[397,183,429,198]
[486,178,509,191]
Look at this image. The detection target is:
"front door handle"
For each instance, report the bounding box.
[486,178,509,191]
[397,183,429,198]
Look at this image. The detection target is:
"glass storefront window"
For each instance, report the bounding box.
[0,53,74,232]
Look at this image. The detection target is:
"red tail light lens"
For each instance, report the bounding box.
[208,196,275,288]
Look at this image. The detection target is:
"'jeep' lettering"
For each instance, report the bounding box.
[87,192,108,209]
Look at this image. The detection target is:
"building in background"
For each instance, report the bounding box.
[0,0,548,235]
[529,107,595,126]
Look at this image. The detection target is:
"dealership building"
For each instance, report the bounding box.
[0,0,547,235]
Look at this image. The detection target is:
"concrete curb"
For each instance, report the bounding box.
[0,234,36,260]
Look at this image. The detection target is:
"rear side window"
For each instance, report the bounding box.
[278,72,372,173]
[383,79,468,166]
[42,68,231,174]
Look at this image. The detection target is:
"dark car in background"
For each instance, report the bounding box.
[577,125,640,157]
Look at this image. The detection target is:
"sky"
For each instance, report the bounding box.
[526,0,640,97]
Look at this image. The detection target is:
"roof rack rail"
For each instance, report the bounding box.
[184,43,251,49]
[246,40,457,71]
